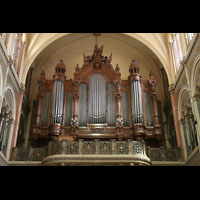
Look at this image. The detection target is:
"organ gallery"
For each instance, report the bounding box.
[14,44,169,165]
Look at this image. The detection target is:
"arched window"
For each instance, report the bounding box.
[12,33,24,74]
[0,33,9,47]
[185,33,194,45]
[171,33,183,73]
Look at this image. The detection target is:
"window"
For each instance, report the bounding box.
[185,33,194,45]
[12,33,23,74]
[171,33,183,73]
[0,33,8,47]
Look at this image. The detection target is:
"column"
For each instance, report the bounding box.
[115,81,123,140]
[149,71,163,143]
[9,84,25,160]
[192,95,200,146]
[71,81,79,140]
[179,118,190,157]
[182,61,199,141]
[169,84,185,160]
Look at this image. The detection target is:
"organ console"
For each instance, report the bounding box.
[30,45,165,148]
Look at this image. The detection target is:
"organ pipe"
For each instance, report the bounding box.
[131,81,143,124]
[32,47,164,146]
[51,80,65,124]
[88,74,106,124]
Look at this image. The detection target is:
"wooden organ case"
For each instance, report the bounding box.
[30,45,166,148]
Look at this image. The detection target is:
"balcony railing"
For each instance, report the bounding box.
[12,140,181,165]
[148,147,181,161]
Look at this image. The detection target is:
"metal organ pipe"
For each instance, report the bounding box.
[131,80,144,124]
[51,80,64,124]
[134,81,138,123]
[88,74,106,124]
[51,81,56,123]
[59,80,64,124]
[56,81,58,123]
[138,81,142,123]
[97,75,99,124]
[137,82,140,123]
[58,80,61,123]
[56,80,59,123]
[95,75,97,124]
[136,81,139,123]
[58,81,61,123]
[131,82,135,124]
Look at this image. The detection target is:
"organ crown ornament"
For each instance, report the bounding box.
[129,60,140,74]
[53,59,66,81]
[55,59,66,74]
[83,45,112,68]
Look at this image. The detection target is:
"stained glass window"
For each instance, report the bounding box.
[12,33,23,73]
[185,33,194,45]
[0,33,8,46]
[171,33,183,72]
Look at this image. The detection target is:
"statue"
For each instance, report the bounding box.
[116,115,124,128]
[104,56,108,63]
[83,53,91,64]
[115,64,120,72]
[93,45,99,57]
[71,115,78,128]
[75,64,80,72]
[99,45,104,56]
[93,45,104,57]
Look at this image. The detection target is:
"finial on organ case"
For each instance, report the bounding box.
[55,59,66,74]
[129,60,140,74]
[149,71,156,85]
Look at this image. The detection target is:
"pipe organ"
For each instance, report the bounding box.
[31,45,165,148]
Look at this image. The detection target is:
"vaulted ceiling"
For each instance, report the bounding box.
[22,33,173,84]
[23,33,172,107]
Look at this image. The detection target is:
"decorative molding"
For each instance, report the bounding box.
[41,154,151,166]
[168,83,175,93]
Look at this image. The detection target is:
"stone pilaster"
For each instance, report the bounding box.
[9,84,25,160]
[169,84,185,160]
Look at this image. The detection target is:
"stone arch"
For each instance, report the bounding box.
[22,33,172,85]
[178,86,199,157]
[178,87,191,121]
[190,55,200,143]
[1,86,16,158]
[191,55,200,97]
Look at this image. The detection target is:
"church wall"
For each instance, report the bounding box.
[172,34,200,163]
[1,33,200,165]
[0,35,21,162]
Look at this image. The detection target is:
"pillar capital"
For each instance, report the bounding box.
[20,83,26,93]
[192,94,200,101]
[168,83,175,93]
[180,56,186,66]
